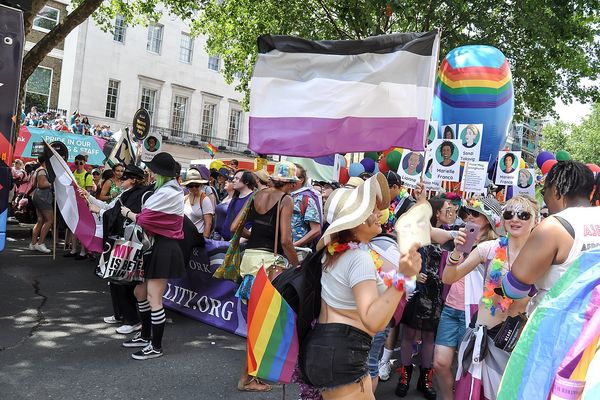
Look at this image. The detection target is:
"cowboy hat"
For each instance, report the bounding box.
[182,168,208,186]
[317,173,390,251]
[145,152,179,178]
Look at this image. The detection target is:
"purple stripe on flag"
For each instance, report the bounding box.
[137,209,184,239]
[72,182,103,253]
[249,116,425,157]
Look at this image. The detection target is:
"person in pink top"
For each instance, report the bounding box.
[431,196,502,400]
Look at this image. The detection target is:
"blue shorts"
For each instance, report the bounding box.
[435,305,466,348]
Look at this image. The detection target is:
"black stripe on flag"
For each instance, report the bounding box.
[257,30,438,56]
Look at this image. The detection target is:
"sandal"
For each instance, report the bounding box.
[237,377,272,392]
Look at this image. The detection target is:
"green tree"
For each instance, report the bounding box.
[569,103,600,164]
[540,121,572,154]
[193,0,599,115]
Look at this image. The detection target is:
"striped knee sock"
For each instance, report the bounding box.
[151,308,166,349]
[137,300,151,339]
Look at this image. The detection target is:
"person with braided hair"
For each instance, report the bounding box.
[500,160,600,313]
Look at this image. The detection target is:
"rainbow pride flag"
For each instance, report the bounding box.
[247,267,298,383]
[205,143,217,158]
[497,248,600,400]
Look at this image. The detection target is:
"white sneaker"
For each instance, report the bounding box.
[34,243,51,254]
[378,360,393,381]
[116,323,142,335]
[28,243,35,250]
[103,315,121,324]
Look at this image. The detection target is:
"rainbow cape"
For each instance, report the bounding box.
[206,143,217,158]
[498,248,600,400]
[247,267,299,383]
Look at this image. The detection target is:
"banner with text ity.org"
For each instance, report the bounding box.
[249,30,440,157]
[163,241,248,337]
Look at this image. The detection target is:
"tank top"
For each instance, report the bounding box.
[536,207,600,291]
[245,196,285,253]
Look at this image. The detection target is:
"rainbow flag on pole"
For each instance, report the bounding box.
[498,249,600,400]
[247,267,299,383]
[205,143,217,158]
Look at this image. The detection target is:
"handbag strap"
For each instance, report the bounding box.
[273,194,285,256]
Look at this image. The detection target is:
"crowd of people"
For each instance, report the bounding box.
[8,149,600,399]
[21,106,113,137]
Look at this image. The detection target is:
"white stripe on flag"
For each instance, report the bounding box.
[251,77,431,119]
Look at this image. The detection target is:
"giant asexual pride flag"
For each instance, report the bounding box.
[249,30,440,157]
[44,141,104,252]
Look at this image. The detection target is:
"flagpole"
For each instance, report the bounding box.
[52,195,57,261]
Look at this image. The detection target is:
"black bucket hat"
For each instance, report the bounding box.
[122,164,145,181]
[145,152,179,178]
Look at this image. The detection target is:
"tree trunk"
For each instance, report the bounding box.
[24,0,47,37]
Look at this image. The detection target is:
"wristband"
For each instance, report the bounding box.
[378,271,417,296]
[501,271,533,300]
[126,211,131,219]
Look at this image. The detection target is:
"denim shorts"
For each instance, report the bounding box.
[435,305,466,348]
[299,323,372,390]
[367,327,391,377]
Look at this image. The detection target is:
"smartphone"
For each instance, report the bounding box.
[455,222,480,253]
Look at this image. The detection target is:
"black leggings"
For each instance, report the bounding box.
[109,283,140,325]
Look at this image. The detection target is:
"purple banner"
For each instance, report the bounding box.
[163,240,248,337]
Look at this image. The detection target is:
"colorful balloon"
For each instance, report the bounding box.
[519,158,526,169]
[432,45,514,169]
[536,151,555,168]
[348,162,365,177]
[360,157,376,173]
[555,150,571,161]
[364,152,379,161]
[386,151,402,172]
[338,166,349,184]
[379,157,389,173]
[541,159,558,175]
[587,164,600,173]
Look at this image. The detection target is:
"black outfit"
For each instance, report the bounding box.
[401,244,443,332]
[143,236,186,279]
[300,323,372,389]
[245,195,285,252]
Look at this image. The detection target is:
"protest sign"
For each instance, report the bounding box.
[427,121,438,146]
[398,151,425,189]
[432,139,462,182]
[132,108,150,140]
[513,168,536,198]
[460,161,489,195]
[423,150,443,192]
[458,124,483,163]
[495,151,521,186]
[141,134,162,162]
[440,124,456,139]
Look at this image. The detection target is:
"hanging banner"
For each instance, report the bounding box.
[431,139,462,182]
[141,134,162,162]
[458,123,483,163]
[513,168,536,198]
[398,150,425,189]
[460,161,489,195]
[14,126,108,165]
[495,151,521,186]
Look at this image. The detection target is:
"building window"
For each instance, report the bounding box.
[201,102,216,140]
[208,55,220,71]
[140,88,157,123]
[105,80,120,119]
[113,15,126,43]
[179,33,193,63]
[33,6,60,32]
[171,95,188,135]
[147,24,164,54]
[228,109,242,146]
[25,66,53,112]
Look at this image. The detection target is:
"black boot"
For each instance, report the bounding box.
[417,367,437,400]
[394,364,413,397]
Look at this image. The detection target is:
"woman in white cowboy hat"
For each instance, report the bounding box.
[236,160,300,393]
[182,168,215,238]
[299,173,422,399]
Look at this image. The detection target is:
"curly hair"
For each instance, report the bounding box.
[545,161,594,201]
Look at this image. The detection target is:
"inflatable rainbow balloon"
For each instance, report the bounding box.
[432,45,514,168]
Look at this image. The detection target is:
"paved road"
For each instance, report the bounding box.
[0,230,424,400]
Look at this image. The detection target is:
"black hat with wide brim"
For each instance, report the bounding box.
[145,152,179,178]
[123,164,145,180]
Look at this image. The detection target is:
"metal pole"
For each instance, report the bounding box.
[52,195,56,260]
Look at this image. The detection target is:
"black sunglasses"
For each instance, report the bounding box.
[226,177,234,182]
[540,212,549,218]
[187,183,201,188]
[502,210,532,221]
[75,161,84,165]
[460,207,481,218]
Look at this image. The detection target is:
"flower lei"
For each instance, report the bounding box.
[482,236,513,316]
[385,191,409,227]
[327,241,383,272]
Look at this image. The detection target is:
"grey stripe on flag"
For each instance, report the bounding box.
[257,30,438,56]
[253,50,433,87]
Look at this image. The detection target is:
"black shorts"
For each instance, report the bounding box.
[299,323,371,390]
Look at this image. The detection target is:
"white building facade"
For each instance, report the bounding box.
[58,12,249,153]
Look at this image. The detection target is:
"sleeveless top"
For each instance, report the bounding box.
[536,207,600,291]
[108,180,122,202]
[245,195,285,252]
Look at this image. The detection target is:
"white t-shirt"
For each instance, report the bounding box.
[184,195,215,234]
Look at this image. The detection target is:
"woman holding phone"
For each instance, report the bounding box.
[442,195,538,399]
[432,196,501,400]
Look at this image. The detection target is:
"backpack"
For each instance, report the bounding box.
[272,248,325,345]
